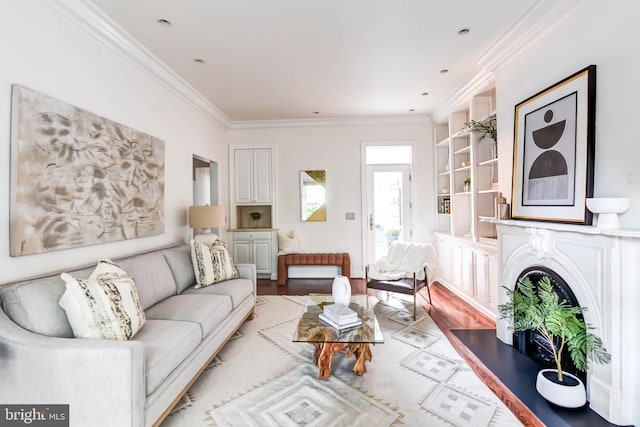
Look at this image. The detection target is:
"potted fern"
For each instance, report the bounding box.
[499,275,611,408]
[465,114,497,158]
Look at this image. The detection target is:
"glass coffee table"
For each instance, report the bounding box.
[292,294,384,379]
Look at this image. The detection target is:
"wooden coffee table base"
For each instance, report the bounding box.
[313,341,373,379]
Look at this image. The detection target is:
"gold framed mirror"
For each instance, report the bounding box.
[300,170,326,221]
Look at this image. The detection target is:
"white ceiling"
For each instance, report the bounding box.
[90,0,539,122]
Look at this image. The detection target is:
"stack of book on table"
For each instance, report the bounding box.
[319,303,362,330]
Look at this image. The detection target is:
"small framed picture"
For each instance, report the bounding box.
[511,65,596,224]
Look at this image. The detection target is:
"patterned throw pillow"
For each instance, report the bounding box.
[190,239,239,288]
[58,259,146,340]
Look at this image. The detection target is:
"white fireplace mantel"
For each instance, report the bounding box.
[492,219,640,426]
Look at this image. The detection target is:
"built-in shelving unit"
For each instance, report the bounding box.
[433,86,498,241]
[432,84,501,317]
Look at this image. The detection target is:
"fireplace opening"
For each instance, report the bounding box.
[513,266,586,384]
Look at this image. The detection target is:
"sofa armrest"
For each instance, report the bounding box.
[0,309,145,427]
[235,263,257,299]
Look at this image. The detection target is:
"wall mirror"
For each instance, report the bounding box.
[300,170,326,221]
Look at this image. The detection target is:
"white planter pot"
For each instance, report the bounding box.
[535,369,586,408]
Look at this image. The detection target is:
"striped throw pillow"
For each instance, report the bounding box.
[59,259,146,340]
[190,239,239,288]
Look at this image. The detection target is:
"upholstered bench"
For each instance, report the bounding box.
[277,253,351,285]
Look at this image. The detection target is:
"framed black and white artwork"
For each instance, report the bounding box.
[511,65,596,224]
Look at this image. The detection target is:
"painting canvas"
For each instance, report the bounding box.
[511,65,595,224]
[522,92,577,206]
[10,85,165,256]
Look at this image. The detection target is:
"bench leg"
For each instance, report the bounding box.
[277,256,287,286]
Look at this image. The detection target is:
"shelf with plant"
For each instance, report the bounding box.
[465,113,497,161]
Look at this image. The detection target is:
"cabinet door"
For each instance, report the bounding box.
[461,246,474,296]
[435,236,453,285]
[234,149,254,204]
[252,239,272,274]
[451,243,463,290]
[473,251,489,305]
[233,240,252,265]
[487,253,499,311]
[253,149,272,203]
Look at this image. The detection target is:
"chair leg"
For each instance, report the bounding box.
[418,285,432,306]
[422,267,432,306]
[413,293,417,321]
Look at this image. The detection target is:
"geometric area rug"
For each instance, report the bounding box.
[160,295,522,426]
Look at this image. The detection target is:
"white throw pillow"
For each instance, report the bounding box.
[277,230,302,254]
[59,259,146,340]
[190,239,239,288]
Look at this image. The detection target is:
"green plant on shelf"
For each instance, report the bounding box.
[464,113,497,141]
[463,177,471,192]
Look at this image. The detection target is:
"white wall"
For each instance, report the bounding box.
[230,119,434,277]
[495,0,640,227]
[0,1,229,283]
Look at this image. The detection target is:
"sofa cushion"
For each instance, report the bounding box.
[59,260,146,340]
[162,245,196,294]
[0,278,73,338]
[145,295,232,338]
[190,239,239,288]
[181,278,254,309]
[133,319,201,395]
[116,252,177,310]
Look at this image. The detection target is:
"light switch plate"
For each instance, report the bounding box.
[345,212,356,220]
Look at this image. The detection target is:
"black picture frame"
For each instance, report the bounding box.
[511,65,596,224]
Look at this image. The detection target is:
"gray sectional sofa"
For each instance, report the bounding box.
[0,244,256,427]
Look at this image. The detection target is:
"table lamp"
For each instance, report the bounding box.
[188,205,225,245]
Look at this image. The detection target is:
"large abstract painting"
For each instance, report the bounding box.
[10,85,165,256]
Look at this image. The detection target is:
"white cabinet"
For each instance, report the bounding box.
[234,148,272,204]
[434,232,498,318]
[233,231,275,277]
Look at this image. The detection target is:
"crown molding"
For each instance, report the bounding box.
[431,0,585,124]
[475,0,586,72]
[431,70,495,124]
[43,0,232,129]
[230,113,431,130]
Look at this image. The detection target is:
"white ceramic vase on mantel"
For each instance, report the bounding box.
[331,275,351,306]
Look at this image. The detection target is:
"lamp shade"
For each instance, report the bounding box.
[188,205,226,229]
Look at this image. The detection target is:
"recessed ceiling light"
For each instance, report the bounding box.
[440,69,449,74]
[458,28,470,36]
[157,19,172,26]
[421,92,429,96]
[194,58,205,64]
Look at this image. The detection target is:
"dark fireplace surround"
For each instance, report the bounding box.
[512,266,586,384]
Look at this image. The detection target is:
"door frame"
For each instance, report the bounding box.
[360,141,415,270]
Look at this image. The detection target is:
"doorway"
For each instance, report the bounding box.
[193,155,218,206]
[362,144,413,264]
